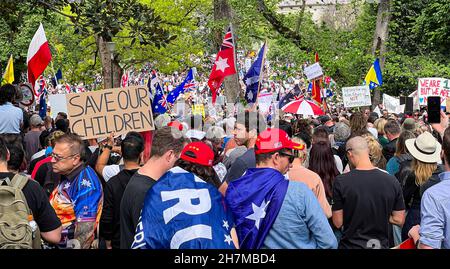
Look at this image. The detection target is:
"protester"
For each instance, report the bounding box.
[386,131,416,176]
[374,118,389,147]
[349,111,370,138]
[100,132,144,249]
[205,126,228,183]
[0,136,62,247]
[383,120,401,162]
[332,136,405,249]
[0,84,23,134]
[120,126,187,249]
[49,133,103,249]
[362,134,387,170]
[399,132,443,240]
[226,128,337,249]
[24,114,44,162]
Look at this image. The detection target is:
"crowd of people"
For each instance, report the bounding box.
[0,80,449,250]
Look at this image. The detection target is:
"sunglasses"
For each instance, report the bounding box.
[279,151,295,163]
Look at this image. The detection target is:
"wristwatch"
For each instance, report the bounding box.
[104,145,113,150]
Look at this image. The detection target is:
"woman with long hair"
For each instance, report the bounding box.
[374,118,389,147]
[308,140,340,204]
[400,132,443,240]
[349,111,370,138]
[386,131,416,176]
[362,134,387,170]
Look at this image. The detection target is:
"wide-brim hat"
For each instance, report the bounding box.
[405,131,441,163]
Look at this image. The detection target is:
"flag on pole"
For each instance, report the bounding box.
[152,82,168,114]
[121,71,129,88]
[27,23,52,95]
[2,55,14,85]
[51,68,62,88]
[39,89,47,119]
[311,52,322,104]
[364,58,383,90]
[167,68,195,104]
[207,26,236,104]
[244,43,267,104]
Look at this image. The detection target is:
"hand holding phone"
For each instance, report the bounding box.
[427,96,441,124]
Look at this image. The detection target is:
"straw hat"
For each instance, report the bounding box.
[405,132,441,163]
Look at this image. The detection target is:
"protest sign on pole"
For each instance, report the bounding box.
[63,86,154,140]
[382,93,400,113]
[257,92,273,115]
[192,104,205,117]
[342,86,371,108]
[303,63,323,80]
[417,78,450,105]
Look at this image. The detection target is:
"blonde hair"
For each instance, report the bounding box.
[362,134,386,169]
[412,159,436,186]
[292,136,308,166]
[374,118,387,135]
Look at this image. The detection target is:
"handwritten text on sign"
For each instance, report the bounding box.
[342,86,371,108]
[418,78,450,105]
[67,86,154,139]
[303,63,323,80]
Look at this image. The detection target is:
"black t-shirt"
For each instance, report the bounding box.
[0,172,61,233]
[100,168,138,249]
[332,169,405,249]
[28,154,46,175]
[225,148,256,182]
[119,171,156,249]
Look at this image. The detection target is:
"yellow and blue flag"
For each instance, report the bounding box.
[364,58,383,90]
[1,55,14,85]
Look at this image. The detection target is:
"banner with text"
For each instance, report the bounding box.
[303,63,323,80]
[65,86,154,140]
[418,77,450,105]
[342,86,371,108]
[383,94,400,113]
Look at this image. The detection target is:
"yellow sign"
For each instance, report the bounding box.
[192,104,205,118]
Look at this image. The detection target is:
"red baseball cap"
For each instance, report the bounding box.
[180,142,214,167]
[167,121,183,131]
[255,128,304,154]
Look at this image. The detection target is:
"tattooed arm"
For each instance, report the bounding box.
[74,221,96,249]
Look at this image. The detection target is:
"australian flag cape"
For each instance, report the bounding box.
[225,168,289,249]
[131,166,235,249]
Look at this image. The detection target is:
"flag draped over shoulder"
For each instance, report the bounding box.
[2,55,14,85]
[244,43,266,104]
[167,68,195,104]
[207,26,236,104]
[27,23,52,95]
[364,58,383,90]
[131,167,235,249]
[225,168,289,249]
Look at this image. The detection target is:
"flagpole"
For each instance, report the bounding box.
[229,22,240,105]
[50,61,58,87]
[252,40,268,111]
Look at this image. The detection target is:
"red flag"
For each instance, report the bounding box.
[207,26,236,103]
[315,52,319,63]
[27,23,52,96]
[311,51,322,104]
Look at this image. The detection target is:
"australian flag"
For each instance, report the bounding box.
[51,68,63,88]
[225,168,289,249]
[278,84,302,109]
[244,43,266,104]
[152,82,168,114]
[131,167,235,249]
[166,68,195,104]
[39,88,47,119]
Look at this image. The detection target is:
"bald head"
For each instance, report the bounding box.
[346,136,369,156]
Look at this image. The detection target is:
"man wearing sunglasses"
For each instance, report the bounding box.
[49,133,103,249]
[226,128,337,249]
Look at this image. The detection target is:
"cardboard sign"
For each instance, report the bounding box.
[65,86,154,140]
[303,63,323,80]
[418,78,450,105]
[342,86,371,108]
[446,98,450,113]
[383,94,400,113]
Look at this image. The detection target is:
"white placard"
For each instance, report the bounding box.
[257,92,274,115]
[342,86,371,108]
[417,78,450,105]
[303,63,323,80]
[382,93,400,113]
[48,94,68,118]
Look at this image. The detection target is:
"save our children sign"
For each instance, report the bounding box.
[418,78,450,105]
[55,86,154,139]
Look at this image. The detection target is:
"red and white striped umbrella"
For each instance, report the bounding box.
[281,99,325,116]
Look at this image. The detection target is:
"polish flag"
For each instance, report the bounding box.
[27,23,52,96]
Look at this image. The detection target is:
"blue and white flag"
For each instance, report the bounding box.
[244,43,266,104]
[225,168,289,249]
[151,82,168,114]
[166,69,195,104]
[131,167,235,249]
[39,88,47,119]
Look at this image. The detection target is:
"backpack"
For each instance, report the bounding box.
[0,174,41,249]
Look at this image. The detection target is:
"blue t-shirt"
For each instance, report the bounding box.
[0,102,23,134]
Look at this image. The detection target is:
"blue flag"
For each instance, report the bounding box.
[39,89,47,119]
[244,43,266,104]
[166,69,194,104]
[51,68,63,88]
[131,167,235,249]
[152,82,167,114]
[225,168,289,249]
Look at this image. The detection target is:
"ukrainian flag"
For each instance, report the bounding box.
[1,55,14,85]
[364,58,382,90]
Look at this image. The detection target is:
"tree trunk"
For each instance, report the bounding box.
[371,0,391,109]
[213,0,240,105]
[97,36,122,90]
